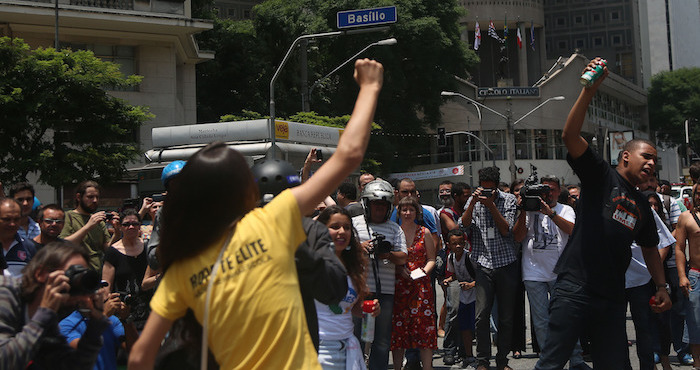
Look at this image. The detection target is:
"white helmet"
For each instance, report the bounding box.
[361,179,395,222]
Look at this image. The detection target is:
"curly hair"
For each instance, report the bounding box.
[478,166,500,184]
[316,206,369,299]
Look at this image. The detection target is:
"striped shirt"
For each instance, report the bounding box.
[16,218,40,241]
[352,216,407,295]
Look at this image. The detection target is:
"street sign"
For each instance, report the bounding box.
[477,87,540,98]
[337,6,397,29]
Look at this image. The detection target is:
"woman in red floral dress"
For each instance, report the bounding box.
[391,196,437,370]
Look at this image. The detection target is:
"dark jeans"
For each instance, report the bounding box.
[474,261,519,368]
[624,281,656,370]
[536,276,628,370]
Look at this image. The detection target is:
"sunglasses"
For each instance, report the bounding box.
[121,222,140,228]
[43,218,64,225]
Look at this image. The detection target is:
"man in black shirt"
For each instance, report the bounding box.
[535,58,671,369]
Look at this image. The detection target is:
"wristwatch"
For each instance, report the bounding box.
[549,210,557,218]
[657,283,671,295]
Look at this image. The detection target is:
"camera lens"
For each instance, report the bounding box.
[65,265,101,295]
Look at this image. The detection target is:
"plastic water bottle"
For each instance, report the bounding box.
[580,59,607,87]
[361,300,375,342]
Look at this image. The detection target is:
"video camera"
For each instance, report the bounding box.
[64,265,101,296]
[521,165,551,212]
[368,232,392,256]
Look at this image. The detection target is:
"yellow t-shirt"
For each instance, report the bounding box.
[150,190,320,370]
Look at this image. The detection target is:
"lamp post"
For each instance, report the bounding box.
[304,38,397,111]
[269,27,390,159]
[441,91,565,182]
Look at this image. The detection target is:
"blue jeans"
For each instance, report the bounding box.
[536,276,628,370]
[474,261,519,368]
[624,281,655,370]
[318,339,347,370]
[524,280,585,367]
[355,293,394,370]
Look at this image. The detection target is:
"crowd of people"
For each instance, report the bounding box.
[0,58,698,370]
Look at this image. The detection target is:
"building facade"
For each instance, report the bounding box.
[0,0,213,203]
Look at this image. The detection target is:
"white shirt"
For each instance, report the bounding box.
[316,277,358,340]
[522,203,576,282]
[625,209,675,288]
[447,251,476,304]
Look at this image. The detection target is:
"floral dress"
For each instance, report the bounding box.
[390,226,437,350]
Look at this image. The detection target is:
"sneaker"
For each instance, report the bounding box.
[462,357,477,369]
[569,363,593,370]
[444,353,456,366]
[654,352,660,364]
[679,353,695,365]
[404,360,422,370]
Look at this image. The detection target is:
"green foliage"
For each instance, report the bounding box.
[0,37,152,188]
[648,68,700,153]
[196,0,478,173]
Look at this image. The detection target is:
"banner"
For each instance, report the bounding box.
[388,165,465,181]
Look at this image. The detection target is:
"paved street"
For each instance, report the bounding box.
[385,287,694,369]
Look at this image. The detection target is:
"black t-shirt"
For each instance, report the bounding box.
[104,246,152,328]
[554,147,659,301]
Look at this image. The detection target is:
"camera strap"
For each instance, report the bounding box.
[363,215,382,296]
[201,220,239,370]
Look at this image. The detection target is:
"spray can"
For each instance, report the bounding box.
[361,300,375,342]
[580,59,607,87]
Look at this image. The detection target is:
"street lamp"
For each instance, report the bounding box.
[305,37,397,110]
[269,27,389,159]
[441,91,566,182]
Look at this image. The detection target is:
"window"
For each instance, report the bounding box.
[514,130,532,159]
[535,130,551,159]
[592,13,602,22]
[458,132,482,162]
[484,130,507,161]
[611,35,622,46]
[574,15,584,25]
[227,8,236,17]
[593,37,603,46]
[558,40,568,49]
[243,9,251,18]
[610,11,620,21]
[63,43,137,91]
[575,39,585,48]
[556,17,566,26]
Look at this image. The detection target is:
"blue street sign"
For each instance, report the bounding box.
[337,6,397,29]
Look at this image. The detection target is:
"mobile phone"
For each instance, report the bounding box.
[152,194,165,202]
[316,149,323,161]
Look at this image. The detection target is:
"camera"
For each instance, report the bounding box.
[117,291,137,305]
[104,212,114,221]
[151,193,165,202]
[64,265,101,296]
[315,149,323,161]
[521,165,551,212]
[368,232,392,256]
[480,188,494,198]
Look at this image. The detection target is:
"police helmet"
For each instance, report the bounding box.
[251,159,301,204]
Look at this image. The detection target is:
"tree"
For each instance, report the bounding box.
[0,37,152,188]
[196,0,479,173]
[648,67,700,154]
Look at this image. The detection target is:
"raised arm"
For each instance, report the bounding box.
[562,58,608,160]
[291,59,383,216]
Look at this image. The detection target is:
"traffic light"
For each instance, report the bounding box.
[437,127,446,147]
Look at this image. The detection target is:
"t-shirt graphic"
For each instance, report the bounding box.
[531,214,559,251]
[606,186,639,231]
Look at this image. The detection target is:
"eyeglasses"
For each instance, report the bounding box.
[43,219,64,225]
[0,217,21,223]
[121,222,140,228]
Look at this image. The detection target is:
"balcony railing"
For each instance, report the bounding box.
[69,0,133,10]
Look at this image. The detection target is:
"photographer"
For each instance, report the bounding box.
[352,179,407,370]
[0,241,109,369]
[513,175,589,369]
[460,166,518,370]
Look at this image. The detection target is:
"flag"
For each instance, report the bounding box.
[530,20,535,50]
[516,27,522,49]
[488,21,502,42]
[503,15,508,40]
[474,21,481,50]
